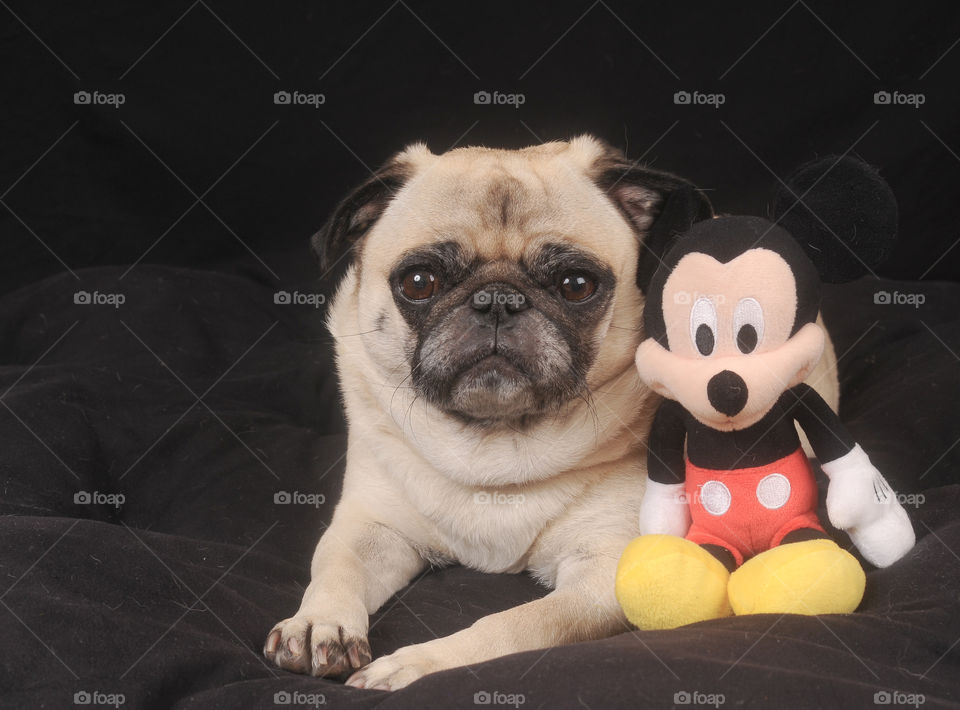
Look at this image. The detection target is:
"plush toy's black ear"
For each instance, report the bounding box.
[773,156,898,283]
[594,159,713,293]
[310,156,412,272]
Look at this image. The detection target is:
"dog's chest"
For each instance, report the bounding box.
[411,478,581,573]
[356,415,600,573]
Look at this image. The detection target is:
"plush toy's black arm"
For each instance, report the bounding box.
[647,398,688,484]
[789,383,856,463]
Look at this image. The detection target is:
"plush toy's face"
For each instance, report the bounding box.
[636,246,824,431]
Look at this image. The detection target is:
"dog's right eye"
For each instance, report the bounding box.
[559,272,597,302]
[399,269,439,301]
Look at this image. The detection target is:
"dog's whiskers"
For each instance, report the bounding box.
[332,327,384,338]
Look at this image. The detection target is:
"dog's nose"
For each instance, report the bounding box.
[470,283,529,315]
[707,370,748,416]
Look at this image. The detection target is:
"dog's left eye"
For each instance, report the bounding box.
[399,269,439,301]
[559,273,597,302]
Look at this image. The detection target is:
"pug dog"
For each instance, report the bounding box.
[262,135,839,690]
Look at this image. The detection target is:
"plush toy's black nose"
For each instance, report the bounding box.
[707,370,748,416]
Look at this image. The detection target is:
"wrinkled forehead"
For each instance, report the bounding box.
[365,152,637,269]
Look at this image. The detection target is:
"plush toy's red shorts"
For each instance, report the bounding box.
[684,448,824,566]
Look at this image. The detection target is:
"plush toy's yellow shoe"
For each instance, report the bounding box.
[728,539,865,616]
[616,535,733,630]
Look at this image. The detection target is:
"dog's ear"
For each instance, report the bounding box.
[310,154,414,272]
[593,153,712,293]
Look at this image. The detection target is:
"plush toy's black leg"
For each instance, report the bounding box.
[781,527,830,544]
[701,544,737,572]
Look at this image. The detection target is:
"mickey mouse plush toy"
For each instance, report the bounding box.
[616,156,916,630]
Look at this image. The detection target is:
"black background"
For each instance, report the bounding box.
[2,0,959,296]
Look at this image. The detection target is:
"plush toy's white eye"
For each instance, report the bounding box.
[733,297,764,354]
[689,297,718,356]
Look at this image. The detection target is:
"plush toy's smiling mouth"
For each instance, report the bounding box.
[697,408,753,432]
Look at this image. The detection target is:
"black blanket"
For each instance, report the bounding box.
[1,266,958,709]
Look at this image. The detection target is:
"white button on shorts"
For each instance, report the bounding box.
[700,480,732,516]
[756,473,791,510]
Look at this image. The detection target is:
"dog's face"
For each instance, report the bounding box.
[315,136,710,428]
[388,238,615,422]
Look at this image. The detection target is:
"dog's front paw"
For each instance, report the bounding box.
[264,616,371,678]
[345,643,446,691]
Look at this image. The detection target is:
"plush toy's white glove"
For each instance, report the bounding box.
[638,480,691,537]
[822,445,915,567]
